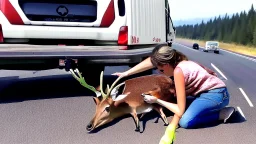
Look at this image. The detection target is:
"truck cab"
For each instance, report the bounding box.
[165,0,176,47]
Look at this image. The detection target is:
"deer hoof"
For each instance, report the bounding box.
[135,126,140,132]
[164,123,169,126]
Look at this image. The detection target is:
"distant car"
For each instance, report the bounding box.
[203,41,219,54]
[192,43,199,49]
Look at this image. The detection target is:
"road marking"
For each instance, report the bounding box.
[174,43,199,52]
[237,106,246,120]
[239,88,254,107]
[220,49,256,62]
[210,63,228,80]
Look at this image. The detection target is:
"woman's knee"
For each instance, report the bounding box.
[179,116,195,129]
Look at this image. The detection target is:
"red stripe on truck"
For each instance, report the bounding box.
[0,24,3,42]
[100,0,115,27]
[0,0,24,25]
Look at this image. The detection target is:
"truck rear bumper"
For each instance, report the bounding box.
[0,44,157,65]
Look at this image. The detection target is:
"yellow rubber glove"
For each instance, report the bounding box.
[159,124,176,144]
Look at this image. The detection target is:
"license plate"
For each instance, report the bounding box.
[21,2,97,22]
[59,59,78,67]
[44,17,79,22]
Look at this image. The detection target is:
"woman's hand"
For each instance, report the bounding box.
[112,71,129,77]
[143,94,158,104]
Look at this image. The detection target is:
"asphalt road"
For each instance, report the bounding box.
[0,43,255,144]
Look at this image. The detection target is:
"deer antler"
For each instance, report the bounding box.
[70,68,101,97]
[100,71,108,99]
[110,82,125,100]
[100,71,124,100]
[107,74,124,96]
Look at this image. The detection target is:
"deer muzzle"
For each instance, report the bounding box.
[86,122,94,132]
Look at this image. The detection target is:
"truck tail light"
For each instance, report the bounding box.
[118,26,128,45]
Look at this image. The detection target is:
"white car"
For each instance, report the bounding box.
[203,41,219,54]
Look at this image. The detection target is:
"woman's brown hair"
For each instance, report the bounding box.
[150,44,188,67]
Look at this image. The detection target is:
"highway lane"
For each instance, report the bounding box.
[0,43,255,144]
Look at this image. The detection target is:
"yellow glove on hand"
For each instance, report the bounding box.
[159,124,176,144]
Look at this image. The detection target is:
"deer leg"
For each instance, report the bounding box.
[131,110,140,132]
[153,106,169,126]
[139,113,146,120]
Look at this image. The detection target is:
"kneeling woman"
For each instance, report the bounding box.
[112,44,235,143]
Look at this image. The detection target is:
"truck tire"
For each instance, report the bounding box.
[214,50,219,54]
[167,42,172,47]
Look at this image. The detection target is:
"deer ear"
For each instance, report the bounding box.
[113,92,130,107]
[113,94,127,101]
[169,88,176,95]
[93,97,100,105]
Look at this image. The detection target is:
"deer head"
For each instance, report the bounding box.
[86,71,128,132]
[70,69,125,132]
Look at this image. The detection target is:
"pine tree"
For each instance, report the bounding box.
[175,3,256,47]
[253,27,256,46]
[231,16,240,43]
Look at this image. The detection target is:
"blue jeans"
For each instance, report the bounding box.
[179,87,230,129]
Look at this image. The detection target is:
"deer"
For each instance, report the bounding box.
[70,68,177,132]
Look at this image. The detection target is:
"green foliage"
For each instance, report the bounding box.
[176,4,256,47]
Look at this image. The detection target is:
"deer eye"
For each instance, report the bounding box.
[105,106,110,112]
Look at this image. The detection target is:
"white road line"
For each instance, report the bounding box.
[210,63,228,80]
[237,107,246,120]
[174,43,199,52]
[220,49,256,62]
[239,88,254,107]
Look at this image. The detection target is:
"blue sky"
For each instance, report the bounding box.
[169,0,256,21]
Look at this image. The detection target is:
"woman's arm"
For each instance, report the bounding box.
[156,67,186,125]
[156,99,181,117]
[144,67,186,144]
[126,57,155,76]
[173,67,186,117]
[113,57,155,77]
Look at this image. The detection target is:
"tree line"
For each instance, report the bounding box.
[175,4,256,47]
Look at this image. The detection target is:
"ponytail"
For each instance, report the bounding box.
[172,50,188,67]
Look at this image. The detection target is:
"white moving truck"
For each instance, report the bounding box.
[0,0,176,86]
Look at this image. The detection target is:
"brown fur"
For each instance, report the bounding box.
[86,74,176,132]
